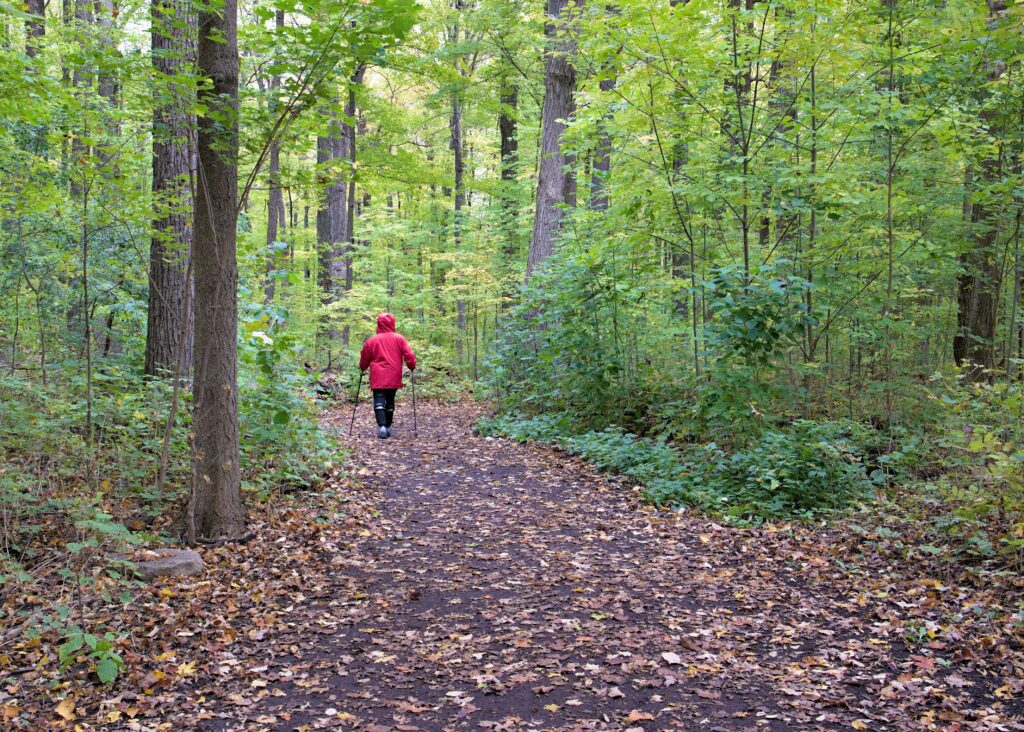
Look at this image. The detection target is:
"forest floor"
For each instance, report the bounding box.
[4,402,1024,731]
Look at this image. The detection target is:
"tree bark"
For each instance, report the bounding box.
[525,0,581,281]
[95,0,117,109]
[264,9,285,304]
[317,99,349,347]
[317,66,364,353]
[955,166,1003,381]
[452,89,466,358]
[589,75,614,211]
[26,0,45,58]
[954,1,1007,383]
[146,0,195,377]
[499,80,519,307]
[588,4,618,212]
[190,0,245,541]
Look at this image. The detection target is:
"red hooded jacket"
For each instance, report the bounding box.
[359,313,416,389]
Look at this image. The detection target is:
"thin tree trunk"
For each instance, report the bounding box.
[264,9,285,304]
[317,67,364,353]
[452,88,466,359]
[589,4,618,212]
[26,0,44,58]
[954,0,1007,383]
[95,0,117,109]
[81,183,92,448]
[23,273,47,386]
[499,80,518,308]
[589,75,614,211]
[146,0,195,377]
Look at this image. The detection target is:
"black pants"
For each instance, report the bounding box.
[373,389,396,427]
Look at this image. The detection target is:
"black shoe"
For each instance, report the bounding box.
[385,427,392,438]
[378,426,389,439]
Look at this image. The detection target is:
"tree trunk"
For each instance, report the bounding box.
[264,9,285,304]
[725,0,756,283]
[589,4,618,211]
[345,77,364,287]
[190,0,245,541]
[955,165,1003,382]
[95,0,117,109]
[317,67,364,351]
[499,80,518,308]
[317,101,349,347]
[525,0,581,280]
[26,0,45,58]
[146,0,195,377]
[589,75,614,211]
[954,1,1007,383]
[452,90,466,358]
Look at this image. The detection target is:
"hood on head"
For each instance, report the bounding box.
[377,312,396,333]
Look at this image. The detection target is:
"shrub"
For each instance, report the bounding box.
[478,414,875,521]
[695,420,875,519]
[239,305,336,490]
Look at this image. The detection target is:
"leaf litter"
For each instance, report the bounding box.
[2,401,1022,730]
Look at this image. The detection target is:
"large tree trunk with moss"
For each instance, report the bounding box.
[146,0,195,377]
[190,0,245,541]
[525,0,580,281]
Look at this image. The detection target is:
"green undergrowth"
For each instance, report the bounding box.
[475,413,879,522]
[1,309,337,684]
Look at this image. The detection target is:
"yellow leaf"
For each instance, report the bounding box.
[176,661,197,677]
[55,699,76,721]
[852,721,869,730]
[106,710,122,723]
[543,704,560,712]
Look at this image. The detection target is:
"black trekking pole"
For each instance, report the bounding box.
[411,369,418,437]
[349,369,364,436]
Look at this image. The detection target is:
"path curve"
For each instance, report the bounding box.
[250,402,1020,731]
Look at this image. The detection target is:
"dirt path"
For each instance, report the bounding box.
[6,404,1021,730]
[229,402,1021,732]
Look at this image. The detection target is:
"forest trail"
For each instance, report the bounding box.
[221,402,1021,732]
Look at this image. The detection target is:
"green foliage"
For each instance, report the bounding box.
[478,414,876,521]
[239,305,336,491]
[702,262,814,368]
[58,628,124,684]
[667,420,875,520]
[487,247,675,430]
[475,412,574,442]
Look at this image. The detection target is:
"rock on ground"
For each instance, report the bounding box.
[132,549,205,581]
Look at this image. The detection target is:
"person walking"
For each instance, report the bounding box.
[358,313,417,438]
